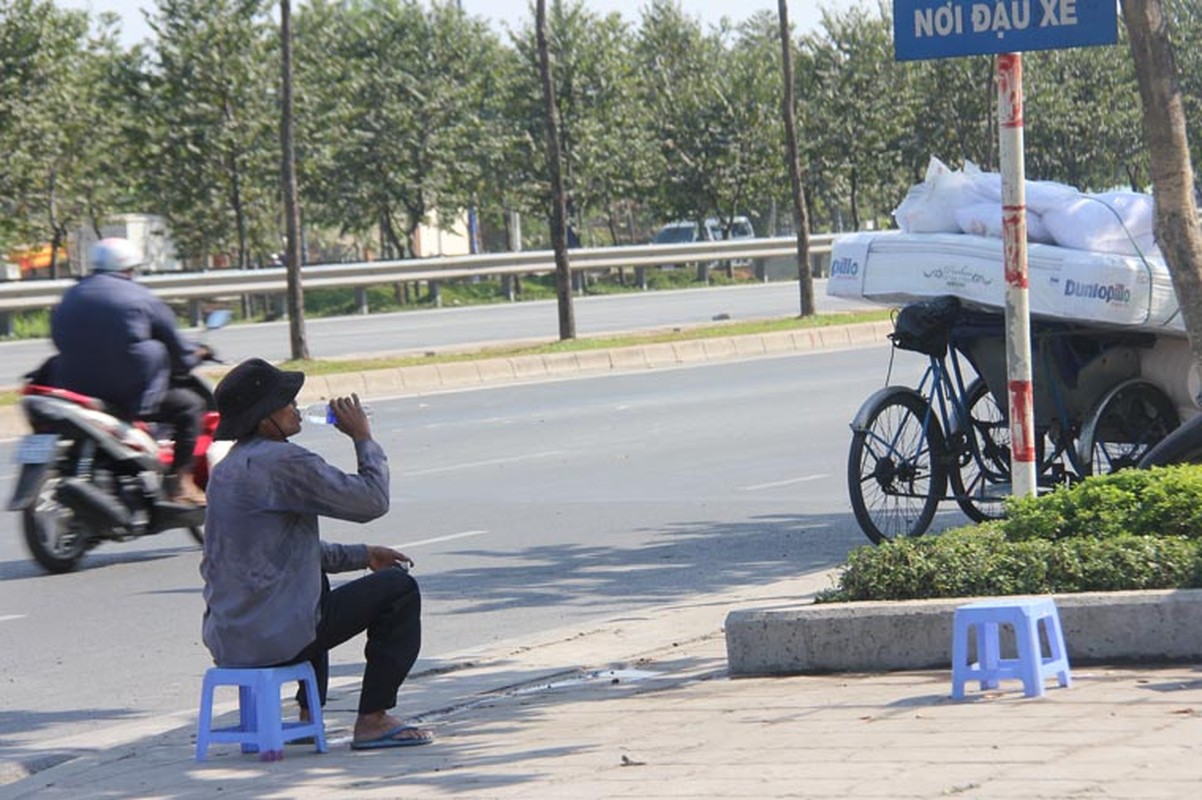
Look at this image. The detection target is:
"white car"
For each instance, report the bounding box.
[650,216,755,244]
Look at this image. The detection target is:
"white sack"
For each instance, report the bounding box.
[1042,191,1156,255]
[954,201,1053,243]
[893,156,985,233]
[962,161,1077,214]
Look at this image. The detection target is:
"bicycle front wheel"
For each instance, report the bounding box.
[848,390,948,544]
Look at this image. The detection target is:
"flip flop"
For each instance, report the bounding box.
[351,725,433,750]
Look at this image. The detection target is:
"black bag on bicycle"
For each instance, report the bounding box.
[889,295,962,358]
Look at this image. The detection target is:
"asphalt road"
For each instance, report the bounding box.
[0,279,874,382]
[0,339,969,764]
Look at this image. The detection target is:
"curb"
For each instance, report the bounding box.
[0,320,895,441]
[293,320,894,405]
[725,588,1202,676]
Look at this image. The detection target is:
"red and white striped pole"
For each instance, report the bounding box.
[997,52,1037,498]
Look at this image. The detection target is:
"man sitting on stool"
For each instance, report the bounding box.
[200,358,432,749]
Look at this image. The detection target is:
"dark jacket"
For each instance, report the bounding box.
[50,271,202,418]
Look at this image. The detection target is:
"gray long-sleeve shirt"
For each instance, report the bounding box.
[200,435,390,667]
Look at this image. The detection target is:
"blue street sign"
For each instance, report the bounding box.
[894,1,1118,61]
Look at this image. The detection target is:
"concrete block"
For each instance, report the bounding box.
[816,327,853,349]
[642,343,678,368]
[399,364,443,393]
[325,371,368,397]
[360,368,404,397]
[701,338,738,360]
[475,359,517,383]
[760,332,795,354]
[542,352,580,377]
[510,355,548,380]
[672,340,708,364]
[725,589,1202,677]
[846,322,889,347]
[574,350,615,374]
[296,374,334,403]
[608,347,649,371]
[732,336,767,357]
[789,330,818,351]
[436,361,482,388]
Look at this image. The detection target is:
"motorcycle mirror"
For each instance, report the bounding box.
[204,309,232,331]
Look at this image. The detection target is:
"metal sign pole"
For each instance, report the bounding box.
[997,52,1037,498]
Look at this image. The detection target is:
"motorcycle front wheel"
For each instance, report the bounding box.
[23,469,92,573]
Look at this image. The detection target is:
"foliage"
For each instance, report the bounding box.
[0,1,1195,273]
[1026,35,1145,191]
[296,0,505,259]
[798,5,911,232]
[820,465,1202,603]
[139,0,279,267]
[1003,465,1202,542]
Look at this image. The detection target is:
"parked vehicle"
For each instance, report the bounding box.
[649,216,756,272]
[7,312,230,573]
[650,216,755,245]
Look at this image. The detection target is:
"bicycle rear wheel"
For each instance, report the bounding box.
[950,378,1011,522]
[1078,379,1179,475]
[848,389,948,544]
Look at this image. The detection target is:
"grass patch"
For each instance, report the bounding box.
[272,309,892,375]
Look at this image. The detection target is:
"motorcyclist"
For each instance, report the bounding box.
[50,237,213,505]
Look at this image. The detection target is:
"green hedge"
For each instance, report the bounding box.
[818,465,1202,603]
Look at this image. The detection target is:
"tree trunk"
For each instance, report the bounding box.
[1122,1,1202,370]
[778,0,814,316]
[537,0,576,340]
[280,0,309,359]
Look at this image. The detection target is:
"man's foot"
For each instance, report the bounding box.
[352,711,433,749]
[169,472,207,505]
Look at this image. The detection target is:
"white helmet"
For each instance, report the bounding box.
[89,237,144,273]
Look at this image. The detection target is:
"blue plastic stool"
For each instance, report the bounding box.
[950,596,1072,699]
[196,663,328,762]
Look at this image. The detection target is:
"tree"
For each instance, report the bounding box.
[634,1,725,228]
[0,0,127,274]
[140,0,278,268]
[1025,41,1144,190]
[799,6,909,231]
[295,0,500,262]
[536,0,575,339]
[777,0,813,316]
[1122,1,1202,370]
[279,0,308,358]
[509,1,648,248]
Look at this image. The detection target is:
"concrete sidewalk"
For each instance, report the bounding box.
[6,568,1202,799]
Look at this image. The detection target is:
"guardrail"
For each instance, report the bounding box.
[0,233,838,314]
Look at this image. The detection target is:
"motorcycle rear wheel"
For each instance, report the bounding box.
[23,469,92,573]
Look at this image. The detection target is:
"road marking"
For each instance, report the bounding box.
[0,615,25,623]
[398,530,488,549]
[740,474,829,491]
[404,450,562,477]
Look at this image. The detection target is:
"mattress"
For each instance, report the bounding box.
[827,231,1184,336]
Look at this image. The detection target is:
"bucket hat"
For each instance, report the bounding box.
[214,358,304,440]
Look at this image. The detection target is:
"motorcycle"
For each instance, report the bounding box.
[7,312,231,573]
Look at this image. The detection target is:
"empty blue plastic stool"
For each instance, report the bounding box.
[196,663,328,762]
[950,596,1072,699]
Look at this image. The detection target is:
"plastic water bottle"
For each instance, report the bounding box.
[302,402,373,425]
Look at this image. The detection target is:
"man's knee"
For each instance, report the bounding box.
[374,567,421,613]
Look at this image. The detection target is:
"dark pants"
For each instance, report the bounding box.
[144,387,205,474]
[288,568,422,715]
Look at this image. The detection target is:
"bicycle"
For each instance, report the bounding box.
[847,296,1179,545]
